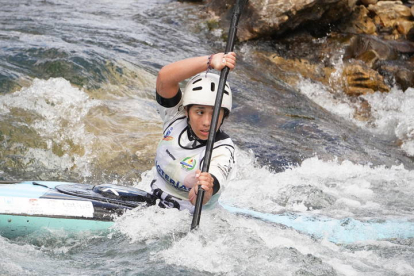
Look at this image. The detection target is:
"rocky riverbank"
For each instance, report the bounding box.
[190,0,414,121]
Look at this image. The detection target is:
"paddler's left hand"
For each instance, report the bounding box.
[189,170,214,205]
[211,52,236,71]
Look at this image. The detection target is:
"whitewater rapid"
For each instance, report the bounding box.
[1,0,414,275]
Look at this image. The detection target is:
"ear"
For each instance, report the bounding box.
[184,106,189,117]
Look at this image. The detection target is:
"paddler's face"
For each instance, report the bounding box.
[186,105,225,141]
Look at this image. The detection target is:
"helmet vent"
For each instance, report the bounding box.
[183,73,232,111]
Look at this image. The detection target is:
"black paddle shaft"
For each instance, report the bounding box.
[191,0,248,230]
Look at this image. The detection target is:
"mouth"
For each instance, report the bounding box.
[199,130,209,136]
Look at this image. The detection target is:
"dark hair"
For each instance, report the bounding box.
[223,108,230,119]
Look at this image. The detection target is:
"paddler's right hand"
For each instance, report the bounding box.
[188,170,214,205]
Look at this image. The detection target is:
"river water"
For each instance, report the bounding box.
[1,0,414,275]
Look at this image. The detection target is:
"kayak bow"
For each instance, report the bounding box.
[0,181,155,239]
[223,204,414,244]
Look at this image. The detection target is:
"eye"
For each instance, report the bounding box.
[194,108,204,115]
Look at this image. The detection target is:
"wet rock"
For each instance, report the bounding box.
[342,35,414,90]
[406,27,414,41]
[344,35,399,64]
[265,54,333,87]
[206,0,358,41]
[368,1,414,39]
[340,5,377,35]
[376,60,414,90]
[361,0,378,5]
[387,39,414,54]
[202,0,414,120]
[343,61,390,96]
[205,0,414,42]
[353,97,372,121]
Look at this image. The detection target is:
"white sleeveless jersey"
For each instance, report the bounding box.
[153,97,235,209]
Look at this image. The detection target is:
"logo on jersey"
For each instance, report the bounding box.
[156,162,189,192]
[180,157,197,171]
[163,127,173,141]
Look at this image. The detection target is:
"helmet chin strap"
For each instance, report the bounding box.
[186,117,206,148]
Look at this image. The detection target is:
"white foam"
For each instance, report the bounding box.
[133,147,414,222]
[221,149,414,219]
[297,78,363,126]
[0,78,97,141]
[157,209,318,275]
[0,78,99,176]
[362,87,414,156]
[159,150,414,274]
[107,148,411,274]
[298,78,414,156]
[0,236,39,276]
[112,205,191,244]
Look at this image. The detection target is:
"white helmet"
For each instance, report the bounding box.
[183,73,232,112]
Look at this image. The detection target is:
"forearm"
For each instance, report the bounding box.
[156,55,209,99]
[156,52,236,99]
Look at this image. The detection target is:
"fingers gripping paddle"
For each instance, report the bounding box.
[191,0,248,230]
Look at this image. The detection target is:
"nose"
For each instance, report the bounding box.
[202,113,211,127]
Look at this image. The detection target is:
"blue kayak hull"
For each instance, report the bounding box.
[223,204,414,244]
[0,181,154,239]
[0,214,114,239]
[3,181,414,243]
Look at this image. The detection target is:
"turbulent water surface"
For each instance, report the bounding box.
[1,0,414,275]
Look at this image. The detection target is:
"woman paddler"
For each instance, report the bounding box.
[151,52,237,213]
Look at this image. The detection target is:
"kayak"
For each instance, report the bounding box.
[223,204,414,244]
[0,181,155,239]
[2,181,414,244]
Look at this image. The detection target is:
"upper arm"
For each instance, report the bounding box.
[156,89,185,128]
[156,65,180,99]
[156,89,182,108]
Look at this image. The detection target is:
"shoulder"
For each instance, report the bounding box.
[156,88,182,108]
[156,89,186,127]
[215,130,231,143]
[214,130,234,150]
[212,133,235,162]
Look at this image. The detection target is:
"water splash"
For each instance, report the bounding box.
[0,74,162,182]
[0,78,98,179]
[112,205,191,243]
[298,78,414,157]
[221,149,414,219]
[297,78,363,125]
[362,87,414,156]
